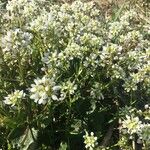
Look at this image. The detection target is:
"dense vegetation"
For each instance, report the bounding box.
[0,0,149,149]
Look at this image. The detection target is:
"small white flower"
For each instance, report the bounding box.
[51,95,58,101]
[121,115,142,135]
[61,81,77,95]
[137,124,150,143]
[4,90,25,107]
[144,104,149,109]
[83,131,98,150]
[52,86,61,91]
[1,29,33,59]
[30,76,55,105]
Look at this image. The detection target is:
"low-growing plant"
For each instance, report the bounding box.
[0,0,149,149]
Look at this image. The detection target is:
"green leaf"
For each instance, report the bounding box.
[11,127,38,150]
[8,124,26,140]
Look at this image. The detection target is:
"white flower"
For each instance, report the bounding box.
[120,10,137,24]
[61,81,77,95]
[108,21,123,38]
[121,115,142,135]
[83,131,98,150]
[30,76,55,105]
[30,11,54,32]
[144,104,149,109]
[51,95,58,101]
[5,0,37,19]
[137,124,150,142]
[1,29,33,58]
[4,90,25,107]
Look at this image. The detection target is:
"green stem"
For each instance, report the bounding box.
[66,94,72,150]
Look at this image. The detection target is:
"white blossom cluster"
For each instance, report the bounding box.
[0,0,148,104]
[1,28,33,60]
[102,9,149,93]
[121,115,142,135]
[29,10,55,32]
[30,76,55,105]
[61,80,77,96]
[137,124,150,144]
[4,90,25,107]
[0,0,149,103]
[120,105,150,146]
[83,131,98,150]
[0,0,149,149]
[3,0,46,23]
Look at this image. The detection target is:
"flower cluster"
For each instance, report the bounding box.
[3,0,46,24]
[0,0,149,149]
[83,131,98,150]
[138,124,150,143]
[121,115,142,135]
[30,76,55,105]
[4,90,25,107]
[120,105,150,147]
[1,29,33,63]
